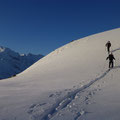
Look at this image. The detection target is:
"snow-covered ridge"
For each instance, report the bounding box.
[0,46,44,79]
[0,28,120,120]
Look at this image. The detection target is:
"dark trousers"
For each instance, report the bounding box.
[107,47,110,53]
[109,61,114,68]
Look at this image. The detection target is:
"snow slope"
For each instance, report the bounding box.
[0,46,44,79]
[0,28,120,120]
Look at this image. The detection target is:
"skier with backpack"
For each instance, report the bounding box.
[106,52,115,68]
[105,41,111,54]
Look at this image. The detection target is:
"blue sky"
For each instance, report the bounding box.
[0,0,120,55]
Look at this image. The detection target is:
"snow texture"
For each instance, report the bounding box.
[0,28,120,120]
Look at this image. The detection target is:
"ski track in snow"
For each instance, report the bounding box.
[29,65,120,120]
[28,69,111,120]
[28,48,120,120]
[112,47,120,53]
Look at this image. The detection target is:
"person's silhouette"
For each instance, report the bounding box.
[106,52,115,68]
[105,41,111,54]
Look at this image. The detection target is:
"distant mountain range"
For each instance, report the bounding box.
[0,46,44,79]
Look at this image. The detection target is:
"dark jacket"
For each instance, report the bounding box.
[106,54,115,61]
[106,42,111,48]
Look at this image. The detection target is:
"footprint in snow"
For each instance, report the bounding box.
[29,104,36,109]
[49,94,54,97]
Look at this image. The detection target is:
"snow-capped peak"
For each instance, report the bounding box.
[0,46,44,79]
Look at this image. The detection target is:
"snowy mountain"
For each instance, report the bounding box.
[0,46,44,79]
[0,28,120,120]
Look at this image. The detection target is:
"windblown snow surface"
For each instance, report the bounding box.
[0,28,120,120]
